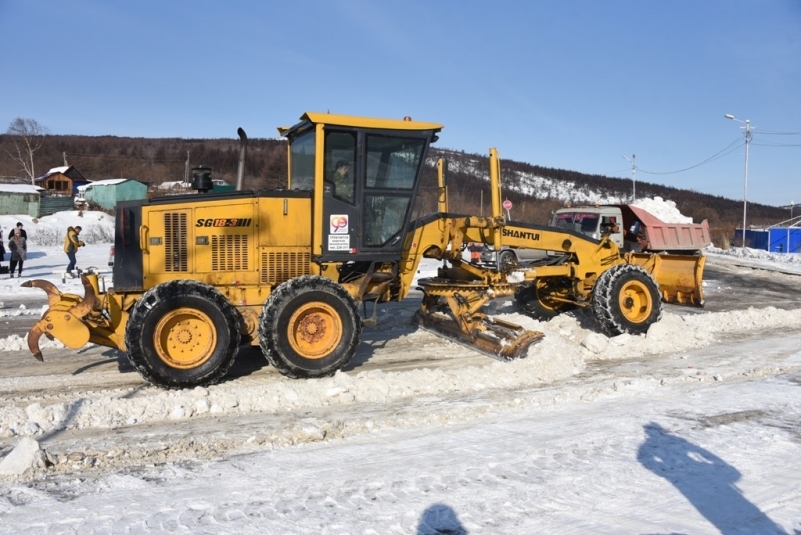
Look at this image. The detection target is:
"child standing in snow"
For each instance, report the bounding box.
[8,229,27,278]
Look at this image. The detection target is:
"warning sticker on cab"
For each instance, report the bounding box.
[328,234,350,251]
[330,215,349,234]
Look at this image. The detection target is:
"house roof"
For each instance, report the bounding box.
[87,178,133,186]
[0,184,44,194]
[34,165,88,183]
[158,181,191,190]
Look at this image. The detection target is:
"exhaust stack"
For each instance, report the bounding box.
[236,127,247,191]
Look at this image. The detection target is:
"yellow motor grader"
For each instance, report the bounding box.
[24,112,705,388]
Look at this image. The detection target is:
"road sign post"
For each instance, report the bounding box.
[502,199,512,219]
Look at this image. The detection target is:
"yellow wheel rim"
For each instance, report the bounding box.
[536,280,564,312]
[618,280,653,324]
[153,307,217,369]
[287,301,343,360]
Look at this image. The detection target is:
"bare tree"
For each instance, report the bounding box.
[6,117,49,185]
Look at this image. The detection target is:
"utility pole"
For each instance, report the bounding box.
[725,114,753,248]
[622,154,636,201]
[184,151,190,184]
[63,152,68,166]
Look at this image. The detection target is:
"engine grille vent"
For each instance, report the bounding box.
[262,250,310,285]
[211,235,249,271]
[164,212,188,272]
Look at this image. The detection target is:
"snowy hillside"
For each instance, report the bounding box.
[433,152,631,205]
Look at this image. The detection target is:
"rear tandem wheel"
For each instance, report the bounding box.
[259,275,361,379]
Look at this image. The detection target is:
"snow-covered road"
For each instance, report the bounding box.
[1,211,800,533]
[1,331,799,534]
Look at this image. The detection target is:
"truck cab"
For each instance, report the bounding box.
[552,204,711,254]
[551,206,626,248]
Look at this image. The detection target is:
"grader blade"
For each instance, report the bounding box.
[415,309,544,361]
[630,253,706,307]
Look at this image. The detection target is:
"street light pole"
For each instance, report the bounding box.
[725,114,753,248]
[622,154,636,202]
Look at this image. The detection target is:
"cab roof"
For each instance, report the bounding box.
[277,112,443,137]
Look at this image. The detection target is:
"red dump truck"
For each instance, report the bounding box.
[551,204,712,254]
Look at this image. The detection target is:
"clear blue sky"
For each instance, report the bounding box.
[2,0,800,207]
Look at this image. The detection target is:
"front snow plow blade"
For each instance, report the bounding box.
[22,276,99,362]
[416,278,544,360]
[630,253,706,307]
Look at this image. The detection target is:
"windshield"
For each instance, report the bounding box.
[365,135,426,190]
[362,135,427,247]
[553,212,600,234]
[289,130,315,191]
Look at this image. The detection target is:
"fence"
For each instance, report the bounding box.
[39,196,75,217]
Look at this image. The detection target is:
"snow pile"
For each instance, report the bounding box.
[0,211,115,247]
[631,196,693,224]
[2,303,801,440]
[0,304,47,318]
[1,211,800,445]
[706,246,801,275]
[708,246,801,265]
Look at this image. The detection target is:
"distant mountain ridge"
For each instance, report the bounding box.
[0,134,788,246]
[426,147,786,246]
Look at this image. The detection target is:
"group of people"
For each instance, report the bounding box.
[0,222,28,278]
[0,222,85,278]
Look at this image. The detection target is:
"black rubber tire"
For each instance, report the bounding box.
[514,278,575,321]
[259,275,361,379]
[498,250,517,269]
[592,264,662,336]
[125,280,241,389]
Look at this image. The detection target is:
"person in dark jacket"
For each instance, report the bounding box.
[8,229,27,278]
[7,222,26,241]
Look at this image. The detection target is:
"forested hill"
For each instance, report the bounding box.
[0,134,787,246]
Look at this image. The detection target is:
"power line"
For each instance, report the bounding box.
[754,130,801,136]
[636,136,743,176]
[752,141,801,147]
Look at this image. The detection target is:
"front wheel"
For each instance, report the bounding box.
[125,280,241,388]
[259,276,361,379]
[515,278,575,321]
[498,250,517,269]
[592,264,662,336]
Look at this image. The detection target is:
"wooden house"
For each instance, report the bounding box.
[34,165,91,196]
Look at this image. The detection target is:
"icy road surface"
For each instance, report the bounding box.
[0,211,799,533]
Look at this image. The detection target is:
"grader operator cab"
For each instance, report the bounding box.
[23,112,706,389]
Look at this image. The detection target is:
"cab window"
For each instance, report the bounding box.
[324,131,356,203]
[289,130,315,191]
[365,136,425,190]
[362,135,427,247]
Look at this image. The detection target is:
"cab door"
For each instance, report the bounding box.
[320,128,428,261]
[321,130,359,256]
